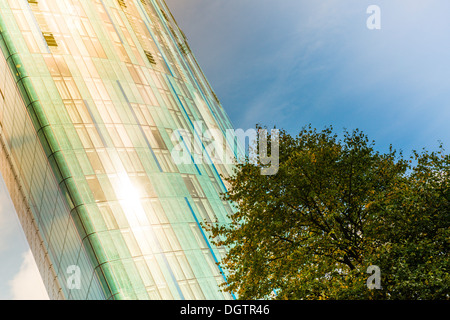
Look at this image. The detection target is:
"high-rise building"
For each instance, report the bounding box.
[0,0,239,300]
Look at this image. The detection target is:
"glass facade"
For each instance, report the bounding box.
[0,0,238,300]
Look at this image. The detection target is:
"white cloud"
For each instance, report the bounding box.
[0,175,48,300]
[0,180,16,253]
[9,250,49,300]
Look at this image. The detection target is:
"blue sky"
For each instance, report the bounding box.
[1,0,450,299]
[168,0,450,154]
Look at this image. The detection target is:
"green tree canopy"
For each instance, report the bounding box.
[209,125,449,299]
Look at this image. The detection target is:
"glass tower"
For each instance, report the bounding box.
[0,0,239,300]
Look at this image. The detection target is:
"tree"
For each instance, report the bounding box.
[366,146,450,299]
[208,125,449,299]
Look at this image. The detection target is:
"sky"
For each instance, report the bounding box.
[1,0,450,299]
[0,177,49,300]
[167,0,450,154]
